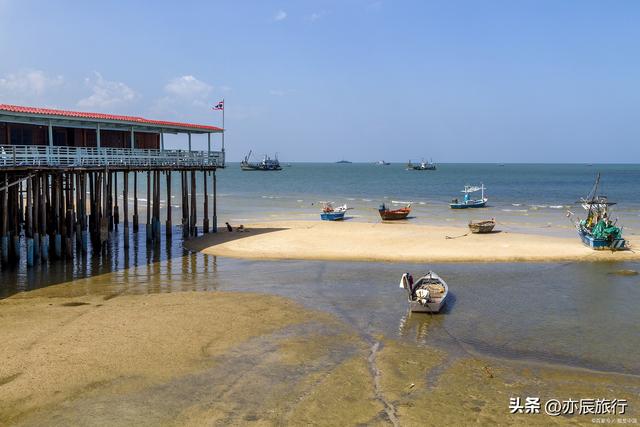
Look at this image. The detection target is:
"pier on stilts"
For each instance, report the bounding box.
[0,104,224,269]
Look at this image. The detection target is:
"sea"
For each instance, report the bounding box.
[1,163,639,376]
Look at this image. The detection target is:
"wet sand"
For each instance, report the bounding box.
[1,283,639,426]
[186,220,640,263]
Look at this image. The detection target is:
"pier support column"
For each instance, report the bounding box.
[203,171,209,233]
[123,171,129,248]
[1,174,9,264]
[165,172,172,237]
[133,172,139,232]
[190,171,197,237]
[212,170,217,233]
[114,172,119,231]
[146,170,152,243]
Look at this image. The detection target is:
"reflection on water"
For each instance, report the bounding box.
[1,230,639,376]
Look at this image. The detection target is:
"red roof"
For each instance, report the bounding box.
[0,104,223,132]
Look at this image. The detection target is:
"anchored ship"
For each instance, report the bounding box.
[240,150,282,171]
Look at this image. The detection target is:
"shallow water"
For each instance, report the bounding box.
[2,227,639,377]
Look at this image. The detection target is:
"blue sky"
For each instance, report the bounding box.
[0,0,639,162]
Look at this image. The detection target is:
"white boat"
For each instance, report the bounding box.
[399,271,449,313]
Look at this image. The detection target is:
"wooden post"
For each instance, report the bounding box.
[113,171,119,231]
[81,172,88,253]
[190,170,197,237]
[203,171,209,233]
[212,170,217,233]
[133,171,139,232]
[40,174,48,261]
[181,171,189,238]
[146,170,151,242]
[1,173,8,264]
[165,171,172,237]
[123,171,129,248]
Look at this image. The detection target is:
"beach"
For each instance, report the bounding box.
[186,220,639,263]
[2,280,639,426]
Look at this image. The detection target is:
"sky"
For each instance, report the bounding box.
[0,0,639,163]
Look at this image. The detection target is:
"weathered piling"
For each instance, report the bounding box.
[123,171,129,248]
[203,171,209,233]
[133,171,139,233]
[146,170,152,243]
[190,171,197,237]
[165,172,172,237]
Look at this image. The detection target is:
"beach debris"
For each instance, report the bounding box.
[483,366,494,378]
[445,233,469,239]
[608,269,638,276]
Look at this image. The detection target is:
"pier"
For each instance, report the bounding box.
[0,104,224,268]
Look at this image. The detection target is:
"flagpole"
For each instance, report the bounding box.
[222,98,225,153]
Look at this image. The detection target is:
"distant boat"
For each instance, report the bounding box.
[407,159,436,171]
[240,150,282,171]
[320,202,348,221]
[468,219,496,234]
[336,160,352,164]
[399,271,449,313]
[450,185,487,209]
[377,160,391,166]
[379,203,411,220]
[567,173,626,250]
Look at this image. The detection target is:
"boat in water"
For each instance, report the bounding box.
[321,202,348,221]
[379,203,411,220]
[407,159,437,170]
[399,272,449,313]
[450,184,487,209]
[568,173,626,250]
[240,150,282,171]
[468,219,496,234]
[377,160,390,166]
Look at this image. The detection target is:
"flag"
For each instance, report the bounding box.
[213,100,224,110]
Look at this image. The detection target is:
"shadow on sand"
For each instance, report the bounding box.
[184,228,287,252]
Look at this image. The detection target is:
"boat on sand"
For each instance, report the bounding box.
[321,202,348,221]
[379,203,411,220]
[399,271,449,313]
[468,219,496,234]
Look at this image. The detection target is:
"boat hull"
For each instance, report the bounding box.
[450,200,486,209]
[379,210,410,220]
[409,299,446,313]
[578,230,626,250]
[240,164,282,171]
[321,212,345,221]
[468,220,495,233]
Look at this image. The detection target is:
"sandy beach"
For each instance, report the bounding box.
[2,282,639,426]
[186,220,639,263]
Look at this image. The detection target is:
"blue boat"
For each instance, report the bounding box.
[320,203,348,221]
[450,184,487,209]
[321,211,346,221]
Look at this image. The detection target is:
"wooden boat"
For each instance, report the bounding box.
[399,272,449,313]
[450,184,487,209]
[468,219,496,234]
[378,203,411,220]
[320,203,348,221]
[568,173,626,250]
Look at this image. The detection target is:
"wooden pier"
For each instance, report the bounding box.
[0,104,224,268]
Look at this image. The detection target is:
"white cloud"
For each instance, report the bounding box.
[307,11,327,22]
[273,10,287,21]
[0,70,64,102]
[269,89,286,97]
[164,75,213,99]
[77,72,137,109]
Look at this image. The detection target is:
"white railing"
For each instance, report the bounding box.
[0,145,224,168]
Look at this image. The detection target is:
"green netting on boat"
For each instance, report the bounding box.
[591,220,622,240]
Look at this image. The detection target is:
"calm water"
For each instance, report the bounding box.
[1,226,639,376]
[214,163,640,236]
[2,163,640,376]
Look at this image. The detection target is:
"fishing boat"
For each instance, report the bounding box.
[377,160,390,166]
[468,219,496,234]
[450,184,487,209]
[399,271,449,313]
[320,202,348,221]
[568,173,626,250]
[407,159,437,170]
[379,203,411,220]
[240,150,282,171]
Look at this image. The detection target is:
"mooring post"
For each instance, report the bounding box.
[165,171,172,237]
[203,171,209,233]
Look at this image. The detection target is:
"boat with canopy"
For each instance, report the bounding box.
[450,184,487,209]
